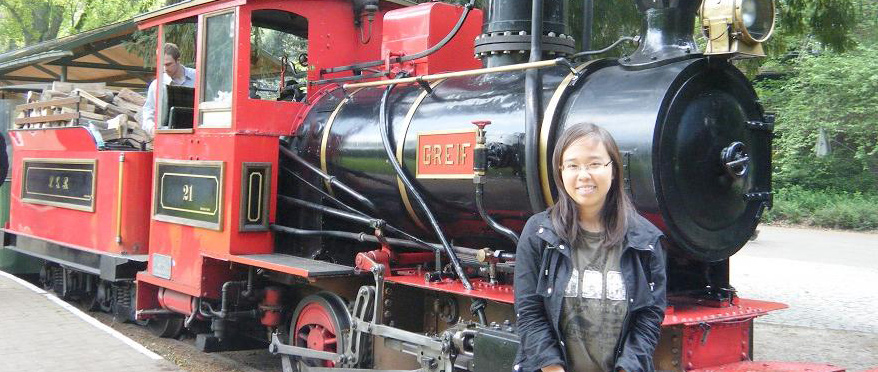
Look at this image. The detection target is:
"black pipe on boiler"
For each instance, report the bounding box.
[376,81,474,290]
[279,145,379,214]
[582,0,594,52]
[523,0,546,214]
[278,195,386,229]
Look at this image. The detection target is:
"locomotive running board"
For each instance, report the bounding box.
[230,253,356,278]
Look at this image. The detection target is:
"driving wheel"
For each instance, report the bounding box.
[290,292,350,367]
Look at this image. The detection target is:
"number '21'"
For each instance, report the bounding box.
[183,184,194,202]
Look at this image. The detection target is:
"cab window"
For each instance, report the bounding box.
[199,10,235,127]
[249,10,308,102]
[155,19,197,131]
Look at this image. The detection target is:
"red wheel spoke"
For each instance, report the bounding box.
[291,294,347,368]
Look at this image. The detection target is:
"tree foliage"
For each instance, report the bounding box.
[753,0,877,193]
[774,0,859,53]
[756,44,878,193]
[0,0,161,52]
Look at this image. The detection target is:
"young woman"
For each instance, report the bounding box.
[513,123,667,372]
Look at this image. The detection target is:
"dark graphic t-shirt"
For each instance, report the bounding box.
[559,230,627,372]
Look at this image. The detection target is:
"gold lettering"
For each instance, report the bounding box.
[47,176,67,190]
[432,145,441,165]
[445,144,454,165]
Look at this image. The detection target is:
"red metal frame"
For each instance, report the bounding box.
[663,298,787,326]
[386,269,515,304]
[380,2,483,76]
[690,361,845,372]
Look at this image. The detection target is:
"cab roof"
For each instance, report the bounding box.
[133,0,416,24]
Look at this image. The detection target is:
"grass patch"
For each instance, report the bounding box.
[764,186,878,230]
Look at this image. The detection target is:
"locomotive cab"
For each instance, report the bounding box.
[131,0,461,349]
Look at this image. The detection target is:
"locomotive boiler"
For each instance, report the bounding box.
[3,0,840,370]
[290,0,772,267]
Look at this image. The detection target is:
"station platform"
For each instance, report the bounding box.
[0,271,181,372]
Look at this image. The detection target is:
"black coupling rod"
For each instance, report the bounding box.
[278,146,379,214]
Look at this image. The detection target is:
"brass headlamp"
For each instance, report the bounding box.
[700,0,776,57]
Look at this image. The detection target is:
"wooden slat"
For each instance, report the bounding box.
[73,89,110,109]
[116,88,146,106]
[15,97,83,111]
[112,96,142,113]
[52,81,107,94]
[14,112,79,125]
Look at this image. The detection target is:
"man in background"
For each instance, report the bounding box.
[142,43,195,135]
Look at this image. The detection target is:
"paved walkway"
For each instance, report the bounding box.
[732,226,878,334]
[0,271,180,372]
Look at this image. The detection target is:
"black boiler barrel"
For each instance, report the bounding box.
[555,58,771,261]
[292,58,770,261]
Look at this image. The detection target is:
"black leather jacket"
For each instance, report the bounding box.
[513,211,667,372]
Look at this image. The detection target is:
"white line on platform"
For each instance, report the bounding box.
[0,270,164,360]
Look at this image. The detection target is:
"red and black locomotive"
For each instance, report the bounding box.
[1,0,840,371]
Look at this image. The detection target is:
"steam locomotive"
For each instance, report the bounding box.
[2,0,838,371]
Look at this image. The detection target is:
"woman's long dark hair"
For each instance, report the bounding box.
[548,123,635,248]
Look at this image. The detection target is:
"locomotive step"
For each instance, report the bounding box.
[230,254,357,278]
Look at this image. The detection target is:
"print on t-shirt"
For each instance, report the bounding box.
[564,269,580,297]
[580,270,603,299]
[606,271,627,301]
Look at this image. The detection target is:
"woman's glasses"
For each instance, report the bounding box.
[561,160,612,174]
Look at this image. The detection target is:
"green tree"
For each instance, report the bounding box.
[0,0,163,52]
[756,44,878,193]
[0,0,66,49]
[753,0,877,193]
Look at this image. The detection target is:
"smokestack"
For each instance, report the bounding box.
[475,0,574,67]
[622,0,700,66]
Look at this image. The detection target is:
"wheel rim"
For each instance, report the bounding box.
[291,294,348,368]
[147,316,185,338]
